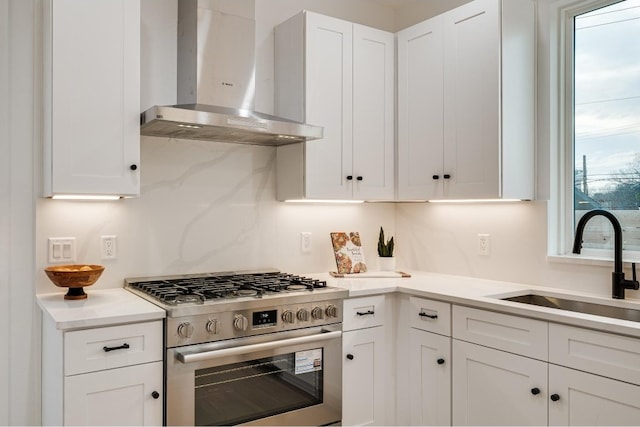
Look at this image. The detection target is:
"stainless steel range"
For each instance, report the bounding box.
[125,270,346,426]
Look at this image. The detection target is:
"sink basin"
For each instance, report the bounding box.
[501,294,640,323]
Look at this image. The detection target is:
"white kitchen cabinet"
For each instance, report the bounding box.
[275,11,394,201]
[409,328,451,426]
[41,314,163,426]
[452,339,548,426]
[64,362,162,426]
[397,0,535,200]
[43,0,140,198]
[342,326,387,426]
[342,295,390,426]
[548,364,640,426]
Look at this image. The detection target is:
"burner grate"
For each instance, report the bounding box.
[127,272,327,305]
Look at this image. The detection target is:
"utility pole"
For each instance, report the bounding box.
[583,154,588,196]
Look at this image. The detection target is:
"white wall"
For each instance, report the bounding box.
[1,1,39,424]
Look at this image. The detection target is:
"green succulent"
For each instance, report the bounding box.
[377,227,394,257]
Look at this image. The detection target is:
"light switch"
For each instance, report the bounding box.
[48,237,76,263]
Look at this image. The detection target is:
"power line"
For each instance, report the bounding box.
[576,95,640,106]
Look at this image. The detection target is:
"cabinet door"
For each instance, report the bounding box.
[64,361,162,426]
[343,326,386,426]
[304,12,353,200]
[397,15,444,200]
[46,0,140,197]
[549,364,640,426]
[409,329,451,426]
[352,25,394,200]
[442,0,500,199]
[452,340,547,426]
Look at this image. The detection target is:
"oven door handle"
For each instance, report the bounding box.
[176,330,342,364]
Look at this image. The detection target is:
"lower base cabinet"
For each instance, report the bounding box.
[409,328,451,426]
[64,362,163,426]
[549,364,640,426]
[452,340,548,426]
[342,326,386,426]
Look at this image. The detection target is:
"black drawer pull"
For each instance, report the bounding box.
[356,310,375,316]
[103,343,130,352]
[419,312,438,319]
[432,175,440,180]
[346,354,354,360]
[550,393,560,402]
[437,358,445,365]
[151,391,160,399]
[443,174,451,179]
[531,387,541,395]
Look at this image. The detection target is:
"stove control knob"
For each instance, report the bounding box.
[282,310,295,324]
[296,308,309,322]
[311,306,324,320]
[325,305,338,318]
[177,322,194,339]
[206,319,219,334]
[233,314,249,331]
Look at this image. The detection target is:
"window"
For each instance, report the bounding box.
[565,0,640,254]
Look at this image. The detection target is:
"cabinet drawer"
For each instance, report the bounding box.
[343,295,386,331]
[550,323,640,386]
[409,297,451,336]
[65,321,163,376]
[453,305,548,360]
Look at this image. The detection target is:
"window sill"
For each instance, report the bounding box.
[549,251,640,268]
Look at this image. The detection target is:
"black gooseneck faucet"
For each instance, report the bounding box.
[572,209,638,299]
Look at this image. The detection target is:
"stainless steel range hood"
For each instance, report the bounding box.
[140,0,323,145]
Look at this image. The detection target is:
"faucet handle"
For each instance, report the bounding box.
[633,263,637,284]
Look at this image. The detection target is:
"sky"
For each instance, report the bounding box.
[574,0,640,194]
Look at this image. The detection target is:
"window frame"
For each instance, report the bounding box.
[551,0,640,264]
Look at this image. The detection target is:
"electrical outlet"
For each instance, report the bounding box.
[48,237,76,263]
[478,234,491,256]
[101,235,117,260]
[300,232,312,254]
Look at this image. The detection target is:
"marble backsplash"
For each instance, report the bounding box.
[35,136,395,294]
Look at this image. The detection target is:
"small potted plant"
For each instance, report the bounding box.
[377,227,396,271]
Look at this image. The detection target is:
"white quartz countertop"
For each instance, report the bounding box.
[37,288,165,331]
[314,270,640,339]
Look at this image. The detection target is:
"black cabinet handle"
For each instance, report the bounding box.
[356,176,363,181]
[437,358,445,365]
[151,391,160,399]
[346,354,354,360]
[103,343,130,352]
[346,175,353,180]
[130,164,138,171]
[443,174,451,179]
[356,310,375,316]
[531,387,541,395]
[550,393,560,402]
[419,312,438,319]
[432,175,440,180]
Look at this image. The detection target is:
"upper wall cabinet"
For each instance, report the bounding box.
[43,0,140,198]
[397,0,535,201]
[275,11,395,201]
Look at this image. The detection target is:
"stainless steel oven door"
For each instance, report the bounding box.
[167,324,342,426]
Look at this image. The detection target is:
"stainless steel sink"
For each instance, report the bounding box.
[501,294,640,323]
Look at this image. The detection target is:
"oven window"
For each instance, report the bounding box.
[194,349,324,426]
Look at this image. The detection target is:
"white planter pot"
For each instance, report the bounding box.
[377,256,396,271]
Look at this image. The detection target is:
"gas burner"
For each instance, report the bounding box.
[125,271,328,307]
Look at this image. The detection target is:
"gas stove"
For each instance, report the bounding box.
[126,271,329,306]
[125,270,347,347]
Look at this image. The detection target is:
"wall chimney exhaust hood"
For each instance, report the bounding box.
[140,0,323,145]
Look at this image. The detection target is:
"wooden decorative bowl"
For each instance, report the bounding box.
[44,265,105,300]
